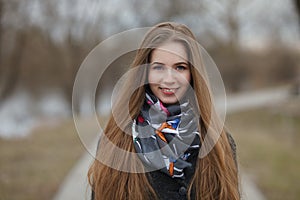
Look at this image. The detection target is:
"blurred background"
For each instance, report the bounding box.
[0,0,299,200]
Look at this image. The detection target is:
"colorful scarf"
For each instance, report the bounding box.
[132,91,200,179]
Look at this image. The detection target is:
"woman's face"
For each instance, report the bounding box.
[148,41,191,104]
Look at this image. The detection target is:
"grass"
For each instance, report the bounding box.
[0,119,87,200]
[226,97,300,200]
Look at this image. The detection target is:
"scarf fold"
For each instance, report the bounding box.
[132,91,200,179]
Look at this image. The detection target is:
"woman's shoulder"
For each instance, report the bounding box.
[226,132,236,152]
[226,132,237,165]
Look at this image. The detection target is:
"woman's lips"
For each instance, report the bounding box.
[160,87,178,95]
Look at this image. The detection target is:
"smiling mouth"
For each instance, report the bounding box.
[160,87,179,95]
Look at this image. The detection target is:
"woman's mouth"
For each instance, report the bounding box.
[160,87,178,95]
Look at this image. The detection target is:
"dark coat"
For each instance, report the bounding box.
[91,133,237,200]
[147,147,199,200]
[147,133,237,200]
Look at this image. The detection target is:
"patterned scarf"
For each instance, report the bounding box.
[132,91,200,179]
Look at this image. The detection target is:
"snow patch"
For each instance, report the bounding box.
[0,90,70,139]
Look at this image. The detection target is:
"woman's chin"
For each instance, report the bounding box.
[159,97,180,105]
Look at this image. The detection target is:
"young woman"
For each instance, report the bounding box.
[88,22,240,200]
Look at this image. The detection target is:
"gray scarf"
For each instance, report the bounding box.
[132,91,200,179]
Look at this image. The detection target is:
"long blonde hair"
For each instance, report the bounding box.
[88,22,239,200]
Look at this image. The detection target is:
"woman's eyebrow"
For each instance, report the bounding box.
[150,62,165,66]
[175,61,189,66]
[151,61,188,66]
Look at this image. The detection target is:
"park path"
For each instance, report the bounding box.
[53,87,290,200]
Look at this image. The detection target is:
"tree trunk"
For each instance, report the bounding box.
[295,0,300,33]
[0,31,26,104]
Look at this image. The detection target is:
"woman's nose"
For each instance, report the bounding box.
[163,68,176,84]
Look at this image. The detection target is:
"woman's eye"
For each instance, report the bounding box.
[152,65,164,70]
[176,65,187,71]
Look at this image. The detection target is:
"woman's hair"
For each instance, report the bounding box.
[88,22,240,200]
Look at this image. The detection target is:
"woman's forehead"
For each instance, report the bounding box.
[150,42,188,63]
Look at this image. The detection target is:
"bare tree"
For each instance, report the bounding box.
[0,0,2,58]
[295,0,300,31]
[0,0,4,101]
[224,0,240,50]
[0,0,28,104]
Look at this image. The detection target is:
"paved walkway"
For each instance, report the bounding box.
[53,87,290,200]
[53,144,95,200]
